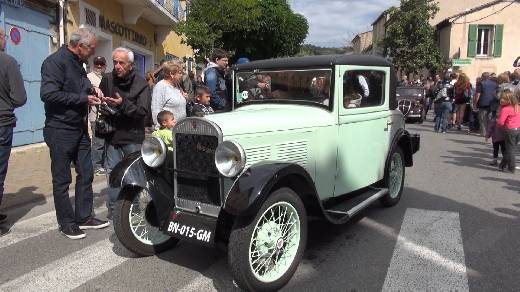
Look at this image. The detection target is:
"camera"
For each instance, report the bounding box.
[99,103,118,116]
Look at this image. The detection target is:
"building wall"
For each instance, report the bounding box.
[440,2,520,81]
[372,16,387,55]
[431,0,492,26]
[352,31,373,53]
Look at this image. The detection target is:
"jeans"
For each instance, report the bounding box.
[43,127,93,228]
[501,129,520,171]
[479,108,491,136]
[0,125,14,206]
[434,101,452,132]
[105,143,141,209]
[492,141,505,159]
[90,122,105,170]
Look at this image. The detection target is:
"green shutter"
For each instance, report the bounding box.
[467,24,478,57]
[493,24,504,57]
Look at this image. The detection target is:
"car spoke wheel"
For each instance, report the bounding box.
[114,188,178,256]
[128,190,172,246]
[380,146,405,207]
[229,188,307,291]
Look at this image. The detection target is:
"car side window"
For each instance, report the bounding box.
[343,70,385,109]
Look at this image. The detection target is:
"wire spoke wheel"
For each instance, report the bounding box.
[128,190,171,246]
[249,201,301,283]
[388,152,404,199]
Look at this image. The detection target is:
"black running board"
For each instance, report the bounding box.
[323,188,388,224]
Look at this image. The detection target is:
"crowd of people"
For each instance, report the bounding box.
[401,68,520,173]
[0,27,234,239]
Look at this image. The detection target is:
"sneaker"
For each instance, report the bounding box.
[78,217,110,230]
[94,168,107,176]
[457,125,462,131]
[516,166,520,170]
[0,214,7,224]
[0,226,10,237]
[489,160,498,166]
[60,224,86,240]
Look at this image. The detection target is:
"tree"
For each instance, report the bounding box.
[174,0,308,61]
[381,0,447,75]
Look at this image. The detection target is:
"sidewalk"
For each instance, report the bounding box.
[1,143,106,210]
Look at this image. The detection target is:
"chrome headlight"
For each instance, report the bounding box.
[141,136,167,168]
[215,141,246,178]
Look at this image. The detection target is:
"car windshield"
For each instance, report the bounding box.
[397,88,423,97]
[235,69,332,107]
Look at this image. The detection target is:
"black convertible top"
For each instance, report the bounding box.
[235,54,393,71]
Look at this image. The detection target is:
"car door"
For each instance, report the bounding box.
[333,66,391,196]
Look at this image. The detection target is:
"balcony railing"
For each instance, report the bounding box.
[154,0,184,21]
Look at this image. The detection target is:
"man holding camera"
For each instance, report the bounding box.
[40,28,109,240]
[98,47,151,219]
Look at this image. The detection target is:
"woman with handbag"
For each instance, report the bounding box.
[454,73,471,131]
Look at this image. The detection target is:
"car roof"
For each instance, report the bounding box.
[235,54,393,71]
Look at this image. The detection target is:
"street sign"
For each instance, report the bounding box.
[10,27,21,45]
[452,58,472,66]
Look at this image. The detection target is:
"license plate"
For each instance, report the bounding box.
[163,209,216,246]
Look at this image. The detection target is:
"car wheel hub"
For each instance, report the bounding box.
[249,201,300,283]
[389,152,404,198]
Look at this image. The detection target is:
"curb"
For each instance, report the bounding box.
[11,142,47,154]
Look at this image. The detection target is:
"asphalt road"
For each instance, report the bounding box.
[0,118,519,291]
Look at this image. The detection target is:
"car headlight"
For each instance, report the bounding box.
[141,136,167,168]
[215,141,246,178]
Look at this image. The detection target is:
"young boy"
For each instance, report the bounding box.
[152,110,176,150]
[189,85,215,117]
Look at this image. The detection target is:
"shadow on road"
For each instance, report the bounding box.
[0,187,46,231]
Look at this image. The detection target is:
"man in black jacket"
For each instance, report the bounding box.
[0,28,27,236]
[40,28,109,240]
[99,47,151,218]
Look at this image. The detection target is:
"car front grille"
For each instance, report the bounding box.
[398,100,412,116]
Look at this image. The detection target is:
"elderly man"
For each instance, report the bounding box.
[40,28,109,240]
[99,47,151,219]
[0,28,27,236]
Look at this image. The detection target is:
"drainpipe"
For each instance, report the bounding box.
[59,0,65,45]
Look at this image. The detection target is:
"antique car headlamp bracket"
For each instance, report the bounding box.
[141,136,167,168]
[215,140,246,178]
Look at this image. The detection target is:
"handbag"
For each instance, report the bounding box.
[463,88,472,103]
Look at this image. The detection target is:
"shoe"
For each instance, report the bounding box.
[516,166,520,170]
[0,226,10,237]
[60,224,86,240]
[489,160,498,166]
[78,217,110,230]
[457,125,462,131]
[106,208,113,220]
[0,214,7,224]
[441,131,447,134]
[94,168,107,176]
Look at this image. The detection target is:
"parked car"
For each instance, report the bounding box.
[110,54,420,291]
[397,86,427,123]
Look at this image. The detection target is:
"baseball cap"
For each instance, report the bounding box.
[93,56,106,66]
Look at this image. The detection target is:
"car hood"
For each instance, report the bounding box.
[204,104,335,136]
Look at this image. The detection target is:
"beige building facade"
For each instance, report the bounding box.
[352,30,373,53]
[436,0,520,81]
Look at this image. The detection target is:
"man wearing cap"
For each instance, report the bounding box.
[87,56,107,176]
[0,27,27,236]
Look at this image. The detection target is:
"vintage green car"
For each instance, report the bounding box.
[110,54,420,291]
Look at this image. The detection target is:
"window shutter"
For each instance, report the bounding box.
[467,24,478,57]
[493,24,504,57]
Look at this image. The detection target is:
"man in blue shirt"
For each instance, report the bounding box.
[474,72,498,136]
[204,48,229,111]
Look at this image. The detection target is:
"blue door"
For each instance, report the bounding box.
[0,3,52,146]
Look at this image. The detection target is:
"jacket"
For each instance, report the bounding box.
[99,70,151,145]
[40,45,93,130]
[204,62,228,110]
[0,52,27,126]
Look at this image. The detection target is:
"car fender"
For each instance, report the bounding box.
[388,128,420,167]
[223,162,322,218]
[109,151,174,224]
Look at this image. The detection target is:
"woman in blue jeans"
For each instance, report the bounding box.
[434,101,452,133]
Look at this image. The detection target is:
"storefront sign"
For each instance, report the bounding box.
[0,0,24,8]
[9,27,21,45]
[452,58,472,66]
[99,15,147,46]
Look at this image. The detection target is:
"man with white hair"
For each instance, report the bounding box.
[98,47,151,219]
[40,27,109,240]
[0,27,27,236]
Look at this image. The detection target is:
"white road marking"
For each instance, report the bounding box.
[0,182,107,250]
[0,238,130,291]
[382,208,469,292]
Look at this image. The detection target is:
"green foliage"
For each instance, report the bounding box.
[174,0,308,61]
[297,44,352,56]
[381,0,446,74]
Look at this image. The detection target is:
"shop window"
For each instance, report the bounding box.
[134,52,146,77]
[467,24,503,58]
